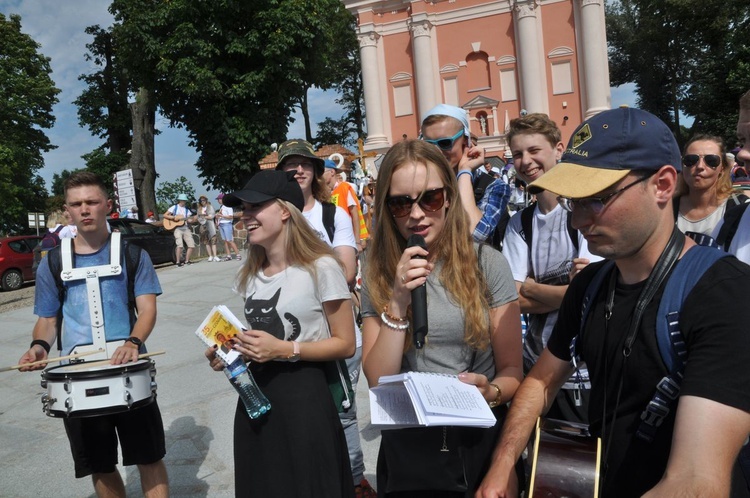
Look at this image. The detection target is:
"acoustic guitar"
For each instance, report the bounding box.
[162,217,185,230]
[527,418,602,498]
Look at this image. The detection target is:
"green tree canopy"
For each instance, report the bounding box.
[607,0,750,147]
[156,177,197,215]
[0,13,61,234]
[110,0,355,191]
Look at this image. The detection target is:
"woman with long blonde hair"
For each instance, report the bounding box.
[675,134,748,244]
[361,139,523,497]
[205,170,356,498]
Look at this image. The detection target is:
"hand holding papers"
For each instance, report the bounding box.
[369,371,497,429]
[195,305,245,364]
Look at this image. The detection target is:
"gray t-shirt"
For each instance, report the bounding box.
[361,244,517,380]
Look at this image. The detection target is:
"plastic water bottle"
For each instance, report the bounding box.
[224,358,271,419]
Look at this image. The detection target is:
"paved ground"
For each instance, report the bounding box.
[0,258,381,497]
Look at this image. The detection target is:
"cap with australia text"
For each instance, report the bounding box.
[528,106,682,198]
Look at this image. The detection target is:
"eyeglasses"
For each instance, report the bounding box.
[557,173,654,214]
[683,154,721,169]
[282,161,315,170]
[386,188,446,218]
[420,129,465,151]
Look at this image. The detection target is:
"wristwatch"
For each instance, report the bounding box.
[288,341,300,362]
[125,336,143,347]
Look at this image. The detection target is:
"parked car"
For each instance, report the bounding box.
[0,235,42,291]
[107,218,176,265]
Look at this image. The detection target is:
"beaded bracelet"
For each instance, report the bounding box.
[380,311,410,331]
[382,304,407,323]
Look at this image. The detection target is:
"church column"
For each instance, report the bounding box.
[358,30,389,146]
[579,0,611,117]
[491,106,500,136]
[409,18,438,121]
[512,0,545,113]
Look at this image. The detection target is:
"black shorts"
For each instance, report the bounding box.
[63,399,166,478]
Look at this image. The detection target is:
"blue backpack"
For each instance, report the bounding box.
[575,246,728,442]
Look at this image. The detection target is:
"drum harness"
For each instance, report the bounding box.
[60,232,128,362]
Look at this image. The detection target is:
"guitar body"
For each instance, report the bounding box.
[527,418,602,498]
[162,218,186,230]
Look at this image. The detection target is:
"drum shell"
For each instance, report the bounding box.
[41,359,156,418]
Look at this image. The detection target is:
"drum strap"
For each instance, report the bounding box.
[60,233,123,359]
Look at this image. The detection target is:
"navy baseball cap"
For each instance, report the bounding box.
[222,170,304,211]
[529,106,682,198]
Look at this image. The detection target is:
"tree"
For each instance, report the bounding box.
[607,0,750,147]
[0,13,61,234]
[156,177,196,215]
[75,25,160,216]
[110,0,356,191]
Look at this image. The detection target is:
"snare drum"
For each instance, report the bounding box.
[41,359,157,418]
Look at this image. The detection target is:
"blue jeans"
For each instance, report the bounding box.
[340,345,365,483]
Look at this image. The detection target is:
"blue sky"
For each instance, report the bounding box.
[3,0,637,195]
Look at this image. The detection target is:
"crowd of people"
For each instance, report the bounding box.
[18,89,750,498]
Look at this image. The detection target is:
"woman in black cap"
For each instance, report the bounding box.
[206,170,356,497]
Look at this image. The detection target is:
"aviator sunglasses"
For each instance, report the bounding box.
[386,188,446,218]
[420,129,465,151]
[682,154,721,169]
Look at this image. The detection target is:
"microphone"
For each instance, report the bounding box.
[407,234,428,349]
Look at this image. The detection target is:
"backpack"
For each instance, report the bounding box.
[574,246,728,443]
[321,201,337,243]
[46,236,142,352]
[716,202,750,252]
[32,225,64,271]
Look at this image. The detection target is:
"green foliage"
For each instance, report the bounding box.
[109,0,355,192]
[0,13,61,234]
[156,177,197,215]
[607,0,750,148]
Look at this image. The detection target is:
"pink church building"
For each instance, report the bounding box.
[342,0,611,160]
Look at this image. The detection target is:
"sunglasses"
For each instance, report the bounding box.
[386,188,446,218]
[683,154,721,169]
[421,129,464,151]
[557,173,654,214]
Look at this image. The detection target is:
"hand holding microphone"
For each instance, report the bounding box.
[406,234,428,349]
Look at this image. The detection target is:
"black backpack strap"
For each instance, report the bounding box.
[47,245,66,352]
[519,204,535,249]
[321,202,336,243]
[122,241,142,328]
[566,211,579,252]
[716,202,750,251]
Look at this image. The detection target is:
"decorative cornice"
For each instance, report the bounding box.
[548,46,574,59]
[580,0,603,6]
[440,64,460,74]
[389,72,413,82]
[496,55,517,66]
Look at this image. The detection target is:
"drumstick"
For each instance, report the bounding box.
[1,349,166,373]
[0,349,104,373]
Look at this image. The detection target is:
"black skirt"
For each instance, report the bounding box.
[233,361,354,498]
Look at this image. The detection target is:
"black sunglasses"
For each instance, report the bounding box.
[386,188,446,218]
[683,154,721,169]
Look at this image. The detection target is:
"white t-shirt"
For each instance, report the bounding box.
[302,200,359,346]
[676,199,729,236]
[218,205,234,225]
[713,205,750,264]
[237,256,351,344]
[302,200,356,249]
[503,204,600,372]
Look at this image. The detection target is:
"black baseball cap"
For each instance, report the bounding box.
[222,170,304,211]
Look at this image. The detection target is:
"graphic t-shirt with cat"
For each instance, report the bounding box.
[237,256,350,343]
